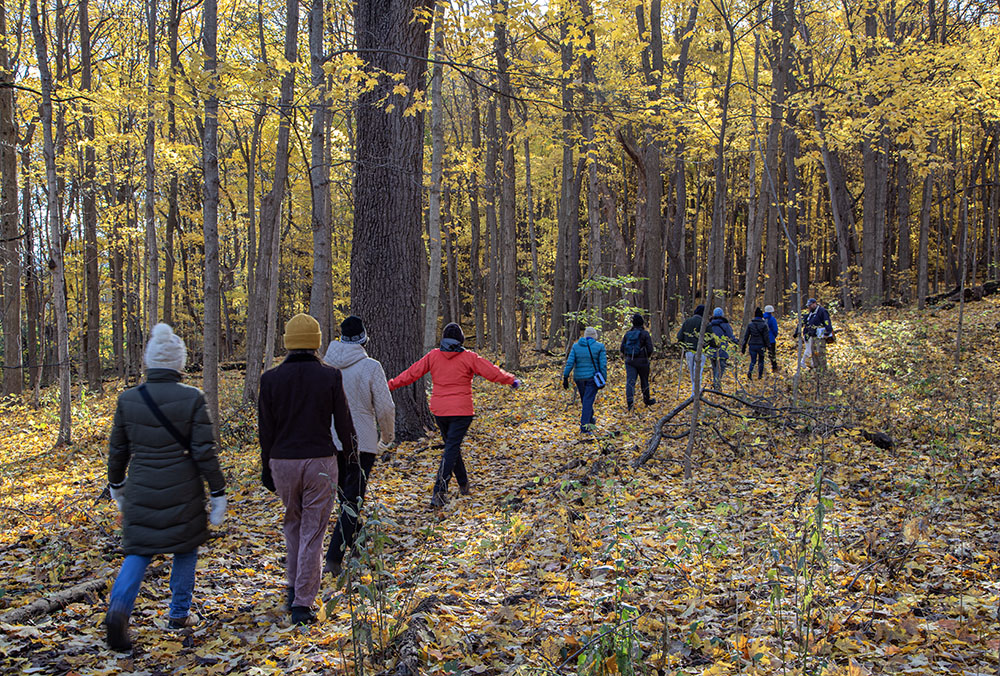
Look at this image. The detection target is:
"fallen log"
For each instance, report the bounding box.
[632,396,693,469]
[0,575,110,624]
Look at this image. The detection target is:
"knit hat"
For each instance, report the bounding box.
[144,323,187,372]
[631,313,644,328]
[754,307,763,318]
[764,305,775,314]
[694,305,705,316]
[340,315,367,345]
[584,327,598,339]
[713,307,724,317]
[442,322,465,344]
[283,313,321,350]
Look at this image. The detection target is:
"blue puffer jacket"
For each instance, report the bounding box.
[563,337,607,382]
[765,313,778,344]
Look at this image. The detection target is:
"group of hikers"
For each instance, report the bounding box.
[101,298,833,650]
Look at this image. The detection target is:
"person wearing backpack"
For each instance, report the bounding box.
[741,308,771,380]
[707,308,737,390]
[619,314,656,411]
[562,326,607,433]
[104,324,227,652]
[763,305,779,372]
[803,298,833,371]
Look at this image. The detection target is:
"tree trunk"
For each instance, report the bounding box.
[523,109,542,351]
[467,80,484,349]
[144,0,159,332]
[484,98,499,351]
[0,0,21,395]
[579,0,601,318]
[308,0,332,345]
[243,0,298,403]
[352,0,433,439]
[201,0,221,429]
[423,1,445,352]
[897,154,912,301]
[741,4,763,327]
[549,16,574,349]
[30,0,71,444]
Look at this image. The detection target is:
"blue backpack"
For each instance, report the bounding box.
[623,330,643,359]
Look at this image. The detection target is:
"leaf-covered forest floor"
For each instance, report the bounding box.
[2,300,1000,676]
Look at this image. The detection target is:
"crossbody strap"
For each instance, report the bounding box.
[585,341,599,373]
[138,384,191,451]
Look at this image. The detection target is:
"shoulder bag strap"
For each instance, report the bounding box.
[585,341,598,372]
[138,384,191,451]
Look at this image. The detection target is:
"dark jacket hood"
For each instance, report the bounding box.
[439,338,465,354]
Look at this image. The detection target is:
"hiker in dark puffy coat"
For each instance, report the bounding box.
[259,313,358,626]
[707,308,737,390]
[677,304,706,396]
[619,313,656,411]
[562,326,607,433]
[389,322,520,508]
[104,323,227,652]
[741,308,771,380]
[763,305,779,372]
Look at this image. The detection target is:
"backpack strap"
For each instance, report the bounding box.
[138,384,192,451]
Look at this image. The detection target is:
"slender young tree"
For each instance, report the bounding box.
[308,0,332,343]
[423,0,446,352]
[202,0,221,428]
[144,0,159,332]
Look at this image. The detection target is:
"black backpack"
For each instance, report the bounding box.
[623,330,643,359]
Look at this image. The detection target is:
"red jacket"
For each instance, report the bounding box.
[388,348,515,416]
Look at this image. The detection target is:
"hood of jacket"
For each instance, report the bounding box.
[439,338,465,354]
[324,340,368,370]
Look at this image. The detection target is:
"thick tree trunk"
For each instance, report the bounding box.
[352,0,433,439]
[0,0,21,395]
[202,0,221,429]
[243,0,298,404]
[579,0,601,318]
[423,2,445,352]
[80,0,101,392]
[549,18,574,349]
[523,111,542,351]
[30,0,71,444]
[308,0,332,345]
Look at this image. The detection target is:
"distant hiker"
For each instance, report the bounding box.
[741,308,770,380]
[389,323,520,508]
[259,313,357,625]
[620,313,656,411]
[802,298,833,371]
[322,315,395,576]
[677,305,706,397]
[763,305,779,372]
[104,323,227,652]
[563,326,608,433]
[707,308,737,390]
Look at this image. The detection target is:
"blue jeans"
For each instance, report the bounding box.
[575,379,598,431]
[108,549,198,621]
[748,346,765,379]
[434,415,473,494]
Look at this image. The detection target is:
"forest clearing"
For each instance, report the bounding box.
[2,299,999,675]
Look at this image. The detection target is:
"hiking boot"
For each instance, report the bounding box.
[290,605,317,626]
[644,398,657,406]
[167,613,199,630]
[105,611,133,653]
[284,586,295,611]
[430,492,448,508]
[458,483,471,496]
[323,559,343,577]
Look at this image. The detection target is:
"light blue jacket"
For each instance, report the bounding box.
[563,337,607,382]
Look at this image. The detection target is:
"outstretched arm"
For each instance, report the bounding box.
[388,352,431,391]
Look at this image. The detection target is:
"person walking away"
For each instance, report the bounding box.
[741,308,771,380]
[620,313,656,411]
[707,308,737,390]
[104,323,227,652]
[563,326,607,433]
[259,313,357,625]
[763,305,779,372]
[803,298,834,371]
[389,323,520,508]
[676,305,706,397]
[322,316,395,576]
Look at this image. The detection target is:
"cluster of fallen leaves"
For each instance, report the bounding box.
[1,299,999,675]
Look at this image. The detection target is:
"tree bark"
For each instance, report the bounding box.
[308,0,332,345]
[423,1,445,352]
[0,0,21,395]
[484,98,499,351]
[144,0,159,332]
[202,0,221,429]
[467,79,484,349]
[352,0,433,439]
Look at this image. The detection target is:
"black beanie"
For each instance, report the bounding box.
[442,322,465,344]
[754,307,763,318]
[632,313,644,328]
[694,304,705,316]
[340,315,367,344]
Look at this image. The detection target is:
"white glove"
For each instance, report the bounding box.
[209,495,227,526]
[109,485,125,512]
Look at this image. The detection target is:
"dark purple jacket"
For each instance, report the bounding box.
[258,352,358,485]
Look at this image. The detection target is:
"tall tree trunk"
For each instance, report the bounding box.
[243,0,298,403]
[144,0,159,331]
[549,16,574,348]
[523,109,542,351]
[484,98,499,352]
[352,0,433,439]
[897,154,912,301]
[163,0,181,327]
[423,1,445,351]
[30,0,71,444]
[579,0,601,318]
[80,0,101,392]
[492,0,519,370]
[741,4,763,327]
[23,134,39,391]
[308,0,332,345]
[0,0,21,395]
[467,80,484,349]
[202,0,221,429]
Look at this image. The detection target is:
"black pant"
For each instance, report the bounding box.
[434,415,473,495]
[625,361,652,408]
[767,342,778,371]
[326,450,376,566]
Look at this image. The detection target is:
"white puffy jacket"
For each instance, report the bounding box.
[323,341,395,454]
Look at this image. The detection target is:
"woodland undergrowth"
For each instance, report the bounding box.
[1,300,999,675]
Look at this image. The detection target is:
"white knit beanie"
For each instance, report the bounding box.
[144,323,187,372]
[584,327,598,339]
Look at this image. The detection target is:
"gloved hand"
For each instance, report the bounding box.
[209,494,227,526]
[109,484,125,511]
[262,469,276,493]
[562,376,569,390]
[511,378,522,390]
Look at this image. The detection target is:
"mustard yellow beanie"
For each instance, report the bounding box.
[283,313,321,350]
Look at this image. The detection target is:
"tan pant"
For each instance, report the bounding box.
[270,456,337,609]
